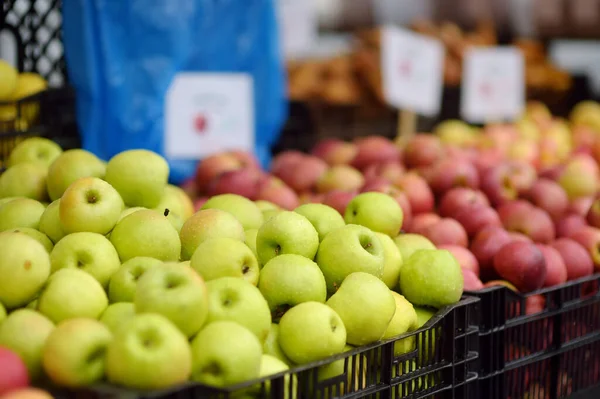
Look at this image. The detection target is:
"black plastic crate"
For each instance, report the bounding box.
[467,274,600,399]
[46,297,479,399]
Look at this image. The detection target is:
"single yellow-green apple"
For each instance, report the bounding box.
[344,192,404,237]
[38,199,65,243]
[327,272,396,346]
[7,137,62,168]
[50,232,120,288]
[0,163,48,201]
[0,198,45,231]
[263,323,292,365]
[179,209,245,260]
[153,184,194,221]
[0,309,55,380]
[382,292,418,356]
[294,203,345,241]
[108,257,163,303]
[258,254,327,320]
[59,177,124,235]
[393,234,436,264]
[0,232,50,309]
[100,302,136,334]
[110,209,181,262]
[201,194,264,230]
[46,149,106,201]
[37,268,108,323]
[105,314,192,389]
[190,321,262,387]
[104,149,169,208]
[400,249,464,308]
[316,224,384,293]
[278,301,346,364]
[190,237,259,285]
[376,232,403,290]
[558,154,600,199]
[135,263,208,338]
[245,228,259,259]
[205,277,271,343]
[42,318,113,387]
[256,211,319,265]
[5,228,53,253]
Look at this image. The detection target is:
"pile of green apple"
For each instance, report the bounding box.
[0,137,464,394]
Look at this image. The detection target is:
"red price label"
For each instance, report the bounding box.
[194,114,208,135]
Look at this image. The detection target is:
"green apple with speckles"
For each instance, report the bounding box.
[108,257,163,303]
[7,137,62,168]
[39,199,66,243]
[202,194,264,230]
[393,234,436,263]
[46,149,106,201]
[100,302,136,334]
[0,162,48,201]
[6,227,53,253]
[190,237,259,284]
[294,203,345,241]
[344,192,403,237]
[0,198,45,232]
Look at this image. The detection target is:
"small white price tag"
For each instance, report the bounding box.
[461,47,525,124]
[276,0,318,60]
[381,25,445,116]
[549,40,600,95]
[164,73,254,159]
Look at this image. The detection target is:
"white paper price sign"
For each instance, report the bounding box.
[550,40,600,95]
[461,47,525,124]
[276,0,317,60]
[381,26,445,116]
[165,73,254,159]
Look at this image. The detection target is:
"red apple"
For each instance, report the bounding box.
[498,202,555,244]
[536,244,568,287]
[426,157,480,195]
[480,161,537,206]
[470,226,513,275]
[493,241,547,293]
[422,218,469,247]
[550,238,594,280]
[525,294,546,315]
[255,177,300,210]
[274,154,328,193]
[205,168,264,198]
[322,190,357,215]
[316,165,364,193]
[311,138,357,165]
[403,134,444,168]
[555,213,587,238]
[508,232,533,243]
[586,195,600,228]
[439,244,479,275]
[195,153,245,193]
[524,178,569,221]
[229,150,261,169]
[409,213,441,235]
[438,187,490,218]
[271,150,305,176]
[363,161,405,184]
[462,268,484,291]
[351,136,400,170]
[394,172,435,214]
[570,226,600,268]
[453,204,502,238]
[0,347,29,395]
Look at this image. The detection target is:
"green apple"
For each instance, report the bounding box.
[6,227,53,253]
[110,209,181,262]
[179,209,245,260]
[0,232,50,309]
[38,199,65,243]
[327,272,396,346]
[393,234,436,263]
[245,228,259,259]
[104,149,169,208]
[278,301,346,364]
[135,263,208,338]
[0,197,20,206]
[0,198,45,231]
[0,301,6,324]
[8,137,62,168]
[382,292,418,356]
[201,194,263,230]
[294,203,345,241]
[344,192,403,237]
[37,268,108,323]
[243,354,296,399]
[256,211,319,265]
[118,206,146,222]
[375,232,403,290]
[316,224,384,293]
[263,324,292,365]
[258,254,327,320]
[108,257,163,303]
[163,208,184,233]
[0,309,55,380]
[316,345,367,394]
[42,318,113,387]
[46,149,106,201]
[400,249,463,309]
[100,302,136,333]
[190,321,262,386]
[50,232,120,288]
[263,209,283,222]
[153,184,194,220]
[59,177,124,235]
[415,306,436,327]
[255,200,279,212]
[105,313,192,389]
[0,163,48,201]
[205,277,271,343]
[190,237,259,285]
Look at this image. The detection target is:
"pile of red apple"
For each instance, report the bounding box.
[188,100,600,299]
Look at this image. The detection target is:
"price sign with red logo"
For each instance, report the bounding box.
[381,26,445,116]
[461,47,525,124]
[165,73,254,159]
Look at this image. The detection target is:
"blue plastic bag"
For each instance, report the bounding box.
[62,0,287,184]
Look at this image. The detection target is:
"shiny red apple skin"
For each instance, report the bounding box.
[0,347,29,395]
[493,241,547,293]
[438,187,490,218]
[536,244,568,287]
[551,238,594,281]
